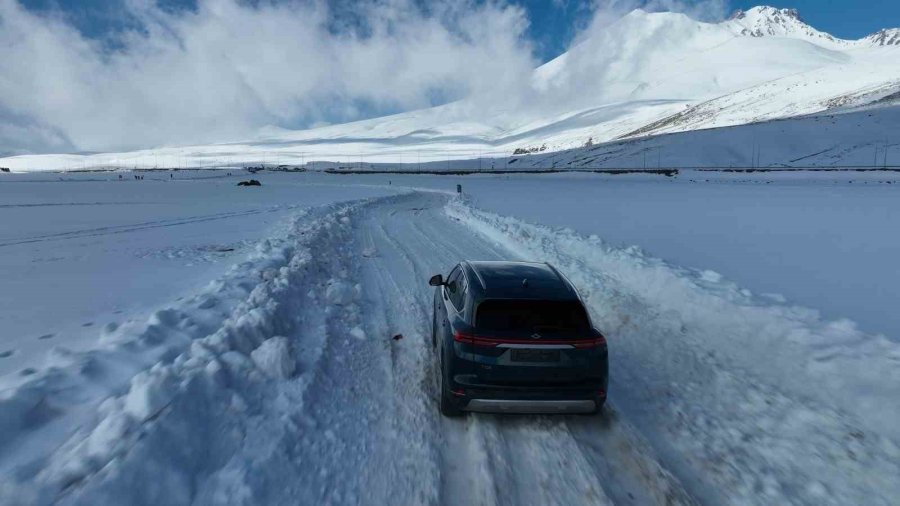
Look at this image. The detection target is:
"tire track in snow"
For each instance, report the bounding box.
[361,198,505,506]
[477,416,612,506]
[358,218,443,505]
[0,207,297,248]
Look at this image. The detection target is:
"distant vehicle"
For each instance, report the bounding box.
[429,261,608,416]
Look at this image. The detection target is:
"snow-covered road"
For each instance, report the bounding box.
[2,188,899,505]
[351,193,691,506]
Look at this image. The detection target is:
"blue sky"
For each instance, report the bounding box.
[19,0,900,62]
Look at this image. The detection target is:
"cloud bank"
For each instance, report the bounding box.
[0,0,730,155]
[0,0,535,154]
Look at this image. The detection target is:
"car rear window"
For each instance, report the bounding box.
[475,300,590,332]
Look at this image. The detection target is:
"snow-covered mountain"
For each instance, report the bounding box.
[727,7,900,49]
[864,28,900,46]
[726,6,842,45]
[2,5,899,171]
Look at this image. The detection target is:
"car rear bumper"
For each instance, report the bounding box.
[465,398,597,414]
[450,374,606,414]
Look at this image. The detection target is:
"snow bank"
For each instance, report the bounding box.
[0,197,377,504]
[448,197,900,505]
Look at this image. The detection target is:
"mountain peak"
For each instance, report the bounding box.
[864,28,900,46]
[726,5,838,44]
[730,6,802,23]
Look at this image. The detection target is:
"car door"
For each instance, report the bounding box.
[444,266,477,377]
[439,266,466,358]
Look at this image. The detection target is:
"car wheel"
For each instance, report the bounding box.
[439,352,463,418]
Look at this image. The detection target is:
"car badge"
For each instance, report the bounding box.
[531,333,541,339]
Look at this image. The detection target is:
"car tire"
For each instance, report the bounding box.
[439,353,463,418]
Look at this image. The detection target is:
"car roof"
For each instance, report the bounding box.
[461,261,579,301]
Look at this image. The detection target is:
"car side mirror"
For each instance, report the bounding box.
[429,274,444,286]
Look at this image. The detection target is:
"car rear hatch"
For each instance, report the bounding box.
[457,299,605,386]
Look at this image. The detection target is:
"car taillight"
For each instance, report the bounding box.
[573,336,607,349]
[453,331,498,347]
[453,331,472,343]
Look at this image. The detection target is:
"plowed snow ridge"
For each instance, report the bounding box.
[1,190,898,505]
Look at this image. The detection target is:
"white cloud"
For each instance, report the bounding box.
[0,0,733,155]
[0,0,535,153]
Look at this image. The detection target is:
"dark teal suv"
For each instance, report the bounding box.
[429,261,608,417]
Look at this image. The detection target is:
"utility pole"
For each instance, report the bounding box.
[751,139,757,169]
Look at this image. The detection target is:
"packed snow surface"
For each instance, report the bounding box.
[1,172,899,505]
